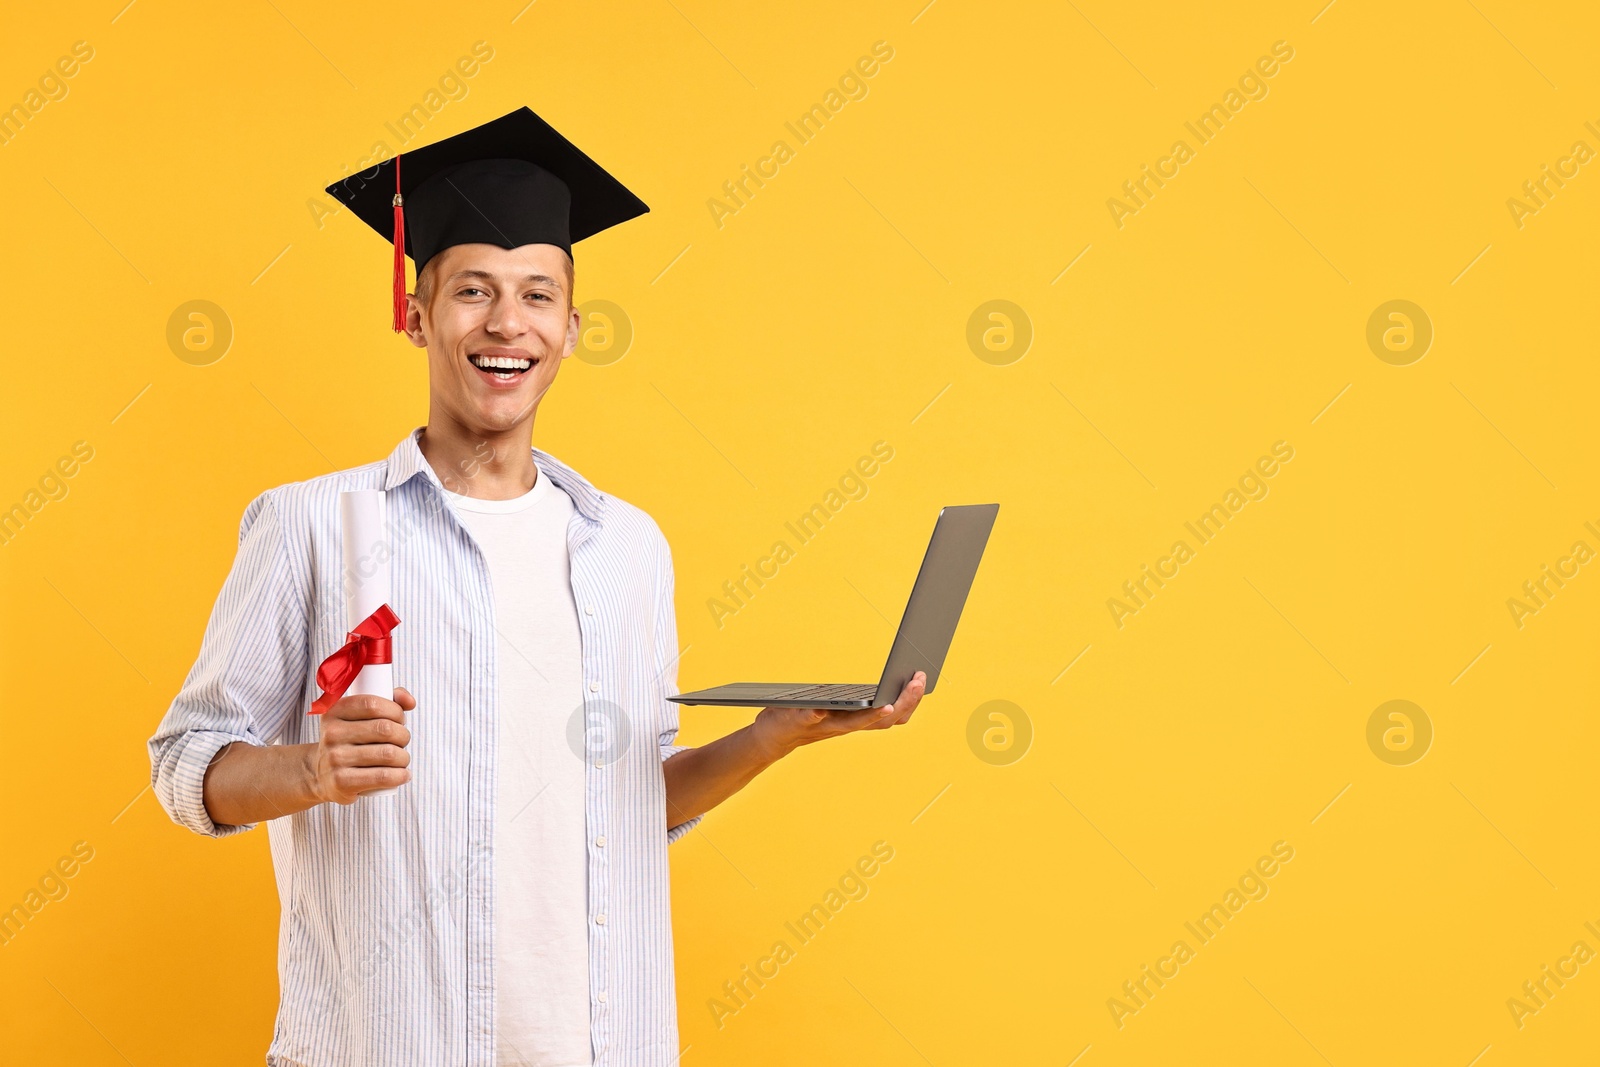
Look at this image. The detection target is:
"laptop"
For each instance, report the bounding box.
[668,503,999,709]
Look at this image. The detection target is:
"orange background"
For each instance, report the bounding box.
[2,1,1598,1063]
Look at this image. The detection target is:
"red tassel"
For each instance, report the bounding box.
[391,153,406,332]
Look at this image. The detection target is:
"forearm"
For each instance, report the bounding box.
[662,721,793,830]
[202,741,324,828]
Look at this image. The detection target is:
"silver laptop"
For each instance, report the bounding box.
[669,503,999,709]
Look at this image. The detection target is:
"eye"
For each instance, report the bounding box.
[458,287,487,298]
[526,291,552,302]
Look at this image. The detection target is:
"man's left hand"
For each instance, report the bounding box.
[751,671,927,758]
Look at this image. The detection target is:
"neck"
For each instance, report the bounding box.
[417,407,538,500]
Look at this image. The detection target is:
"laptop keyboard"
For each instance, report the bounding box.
[764,683,879,701]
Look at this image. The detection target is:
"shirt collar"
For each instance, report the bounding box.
[382,426,608,524]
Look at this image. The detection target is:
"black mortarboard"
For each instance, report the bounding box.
[324,106,649,331]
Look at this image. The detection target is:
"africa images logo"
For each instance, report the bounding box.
[1106,442,1295,629]
[1105,40,1295,229]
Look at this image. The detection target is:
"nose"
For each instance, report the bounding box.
[482,289,530,340]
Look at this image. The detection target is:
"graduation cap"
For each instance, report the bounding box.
[325,106,649,331]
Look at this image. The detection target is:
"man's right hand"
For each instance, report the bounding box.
[308,687,417,804]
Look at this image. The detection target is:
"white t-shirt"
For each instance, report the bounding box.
[445,465,591,1067]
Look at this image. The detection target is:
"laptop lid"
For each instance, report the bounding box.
[871,503,999,704]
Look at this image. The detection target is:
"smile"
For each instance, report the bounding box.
[468,352,535,381]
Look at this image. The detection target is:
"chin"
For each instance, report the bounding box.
[467,392,539,431]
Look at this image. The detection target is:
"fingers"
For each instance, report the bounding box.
[873,672,927,728]
[315,691,418,804]
[329,692,408,723]
[325,714,411,749]
[892,685,923,724]
[895,672,927,711]
[330,766,411,802]
[333,742,411,769]
[828,705,893,732]
[763,672,930,743]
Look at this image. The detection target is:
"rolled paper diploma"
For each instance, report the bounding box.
[341,489,401,797]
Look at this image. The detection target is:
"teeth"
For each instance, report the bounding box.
[471,354,533,371]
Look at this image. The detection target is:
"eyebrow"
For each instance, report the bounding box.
[444,269,564,290]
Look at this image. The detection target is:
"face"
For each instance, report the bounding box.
[404,242,578,437]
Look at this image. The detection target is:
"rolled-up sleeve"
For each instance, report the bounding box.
[148,490,308,838]
[651,528,701,843]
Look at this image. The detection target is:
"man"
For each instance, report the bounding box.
[147,107,926,1067]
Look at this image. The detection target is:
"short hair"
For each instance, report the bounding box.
[413,250,574,318]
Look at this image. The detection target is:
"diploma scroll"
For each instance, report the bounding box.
[340,489,401,798]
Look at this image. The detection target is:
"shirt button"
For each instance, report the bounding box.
[595,836,607,848]
[597,991,608,1003]
[585,604,595,615]
[589,681,600,692]
[595,913,607,925]
[593,761,603,769]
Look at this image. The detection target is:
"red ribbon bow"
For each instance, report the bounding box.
[310,604,400,715]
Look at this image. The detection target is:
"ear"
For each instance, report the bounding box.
[562,302,580,359]
[403,292,428,348]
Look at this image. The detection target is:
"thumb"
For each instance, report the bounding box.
[393,686,418,711]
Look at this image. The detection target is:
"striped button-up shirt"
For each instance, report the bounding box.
[148,428,699,1067]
